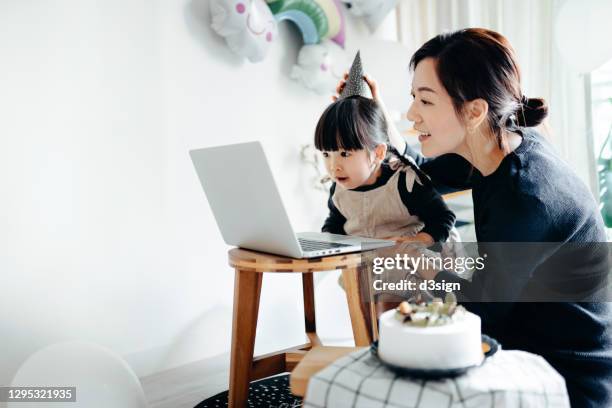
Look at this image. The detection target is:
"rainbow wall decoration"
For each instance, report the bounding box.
[266,0,345,47]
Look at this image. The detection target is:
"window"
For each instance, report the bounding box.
[590,59,612,231]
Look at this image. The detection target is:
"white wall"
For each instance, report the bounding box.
[0,0,169,384]
[0,0,405,384]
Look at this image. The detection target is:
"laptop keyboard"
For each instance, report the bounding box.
[298,238,352,252]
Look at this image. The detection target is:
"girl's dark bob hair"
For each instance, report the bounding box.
[314,95,431,185]
[314,96,388,152]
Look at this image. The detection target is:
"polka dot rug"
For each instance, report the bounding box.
[194,374,302,407]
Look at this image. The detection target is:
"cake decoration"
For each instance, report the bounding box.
[395,292,463,327]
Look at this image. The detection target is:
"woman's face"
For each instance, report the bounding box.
[406,58,466,157]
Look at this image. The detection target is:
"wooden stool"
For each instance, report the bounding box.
[227,248,377,407]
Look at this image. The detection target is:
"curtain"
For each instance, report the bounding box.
[395,0,596,192]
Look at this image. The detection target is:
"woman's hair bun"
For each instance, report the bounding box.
[517,96,548,128]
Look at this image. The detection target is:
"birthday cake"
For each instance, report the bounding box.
[378,294,483,370]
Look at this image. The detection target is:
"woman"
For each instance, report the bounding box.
[338,29,612,407]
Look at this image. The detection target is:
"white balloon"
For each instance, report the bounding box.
[554,0,612,73]
[9,341,148,408]
[291,42,346,94]
[210,0,278,63]
[341,0,398,32]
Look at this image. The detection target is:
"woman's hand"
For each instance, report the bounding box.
[384,239,442,280]
[386,232,434,247]
[414,257,441,280]
[332,72,381,102]
[332,71,406,154]
[332,72,348,102]
[363,74,381,100]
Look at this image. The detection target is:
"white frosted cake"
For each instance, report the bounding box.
[378,295,483,370]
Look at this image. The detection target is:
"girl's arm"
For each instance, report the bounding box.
[321,183,347,235]
[397,171,456,244]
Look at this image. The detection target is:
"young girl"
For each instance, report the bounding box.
[315,94,456,247]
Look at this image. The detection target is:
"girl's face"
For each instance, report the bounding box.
[406,58,467,157]
[322,148,381,189]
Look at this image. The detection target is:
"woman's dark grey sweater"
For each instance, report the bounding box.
[404,128,612,408]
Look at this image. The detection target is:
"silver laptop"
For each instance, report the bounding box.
[189,141,395,258]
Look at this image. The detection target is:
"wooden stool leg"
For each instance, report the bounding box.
[229,269,263,408]
[342,266,374,346]
[302,273,322,347]
[362,264,379,341]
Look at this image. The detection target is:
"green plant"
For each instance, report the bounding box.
[597,99,612,227]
